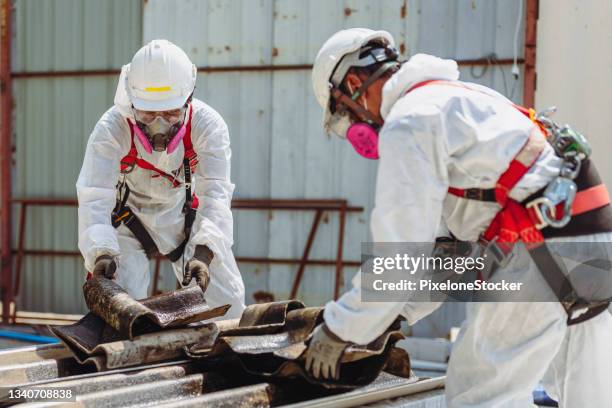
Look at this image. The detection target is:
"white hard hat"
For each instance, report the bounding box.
[126,39,197,111]
[312,28,395,133]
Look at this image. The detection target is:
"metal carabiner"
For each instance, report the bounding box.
[535,106,557,132]
[538,177,577,228]
[559,154,582,180]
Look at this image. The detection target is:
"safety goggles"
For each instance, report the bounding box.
[133,106,187,125]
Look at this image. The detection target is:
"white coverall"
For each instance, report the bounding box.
[76,67,245,318]
[323,54,612,407]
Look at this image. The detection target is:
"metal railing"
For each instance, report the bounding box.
[7,197,363,323]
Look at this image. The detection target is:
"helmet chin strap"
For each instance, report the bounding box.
[331,61,398,127]
[331,88,383,127]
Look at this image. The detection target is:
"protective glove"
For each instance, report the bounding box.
[304,323,350,380]
[182,245,213,293]
[92,254,117,279]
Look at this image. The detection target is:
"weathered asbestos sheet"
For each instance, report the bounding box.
[50,278,229,370]
[50,282,410,389]
[185,301,412,389]
[83,278,230,338]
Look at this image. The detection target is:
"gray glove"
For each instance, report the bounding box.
[92,254,117,279]
[182,245,213,293]
[304,323,349,380]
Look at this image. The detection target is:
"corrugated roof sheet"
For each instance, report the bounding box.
[0,343,444,407]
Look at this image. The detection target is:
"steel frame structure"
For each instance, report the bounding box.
[9,197,363,323]
[0,0,539,323]
[0,0,13,325]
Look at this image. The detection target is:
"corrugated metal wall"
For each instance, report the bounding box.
[144,0,525,337]
[13,0,142,313]
[13,0,525,337]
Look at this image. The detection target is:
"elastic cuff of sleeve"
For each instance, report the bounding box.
[86,247,120,272]
[194,244,214,266]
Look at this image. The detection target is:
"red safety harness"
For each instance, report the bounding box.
[111,107,199,262]
[121,107,199,190]
[407,80,612,324]
[408,80,610,246]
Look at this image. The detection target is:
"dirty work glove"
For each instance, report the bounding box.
[304,323,350,381]
[92,254,117,279]
[183,245,213,293]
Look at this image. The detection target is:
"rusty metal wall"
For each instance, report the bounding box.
[12,0,142,313]
[12,0,525,339]
[144,0,525,338]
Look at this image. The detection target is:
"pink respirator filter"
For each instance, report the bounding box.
[166,124,186,154]
[131,121,153,154]
[346,122,380,160]
[130,120,186,155]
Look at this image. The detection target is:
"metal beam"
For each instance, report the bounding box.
[0,0,12,326]
[523,0,539,107]
[10,58,525,79]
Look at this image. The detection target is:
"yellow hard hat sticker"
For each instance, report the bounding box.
[144,86,172,92]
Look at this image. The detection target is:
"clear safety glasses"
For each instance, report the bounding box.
[133,106,187,125]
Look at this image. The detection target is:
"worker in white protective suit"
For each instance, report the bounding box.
[77,39,245,318]
[303,28,612,407]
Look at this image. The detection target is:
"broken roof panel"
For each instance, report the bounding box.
[82,278,230,339]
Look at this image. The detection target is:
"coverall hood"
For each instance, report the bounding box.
[380,53,459,119]
[114,64,136,119]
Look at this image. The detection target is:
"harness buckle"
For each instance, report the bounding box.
[120,162,136,174]
[526,197,553,229]
[465,188,484,200]
[479,237,514,278]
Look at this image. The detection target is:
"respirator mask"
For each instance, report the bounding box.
[131,102,190,154]
[328,44,399,160]
[329,85,382,160]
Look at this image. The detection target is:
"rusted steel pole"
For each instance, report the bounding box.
[334,202,347,300]
[290,209,323,299]
[9,58,524,80]
[14,249,362,267]
[0,0,12,324]
[237,257,361,267]
[12,201,25,322]
[9,198,364,301]
[523,0,539,107]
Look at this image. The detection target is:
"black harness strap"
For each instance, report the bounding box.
[165,240,187,263]
[182,157,196,241]
[117,207,160,258]
[112,159,196,263]
[528,244,610,325]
